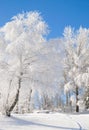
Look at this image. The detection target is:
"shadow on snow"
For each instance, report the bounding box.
[9,115,82,130]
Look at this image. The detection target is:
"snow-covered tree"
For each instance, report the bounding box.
[63,26,89,112]
[0,11,48,116]
[0,12,63,116]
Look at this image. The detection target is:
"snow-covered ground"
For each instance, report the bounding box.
[0,113,89,130]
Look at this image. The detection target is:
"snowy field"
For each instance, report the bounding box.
[0,113,89,130]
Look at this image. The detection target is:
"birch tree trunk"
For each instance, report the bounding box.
[27,89,32,112]
[6,77,22,116]
[76,86,79,112]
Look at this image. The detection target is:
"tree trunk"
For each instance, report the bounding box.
[6,77,21,116]
[66,91,68,106]
[27,89,32,112]
[76,86,79,112]
[84,87,89,109]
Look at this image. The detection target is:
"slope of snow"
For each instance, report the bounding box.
[0,113,89,130]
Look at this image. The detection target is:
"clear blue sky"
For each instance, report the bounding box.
[0,0,89,39]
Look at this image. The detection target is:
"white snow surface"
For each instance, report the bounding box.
[0,113,89,130]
